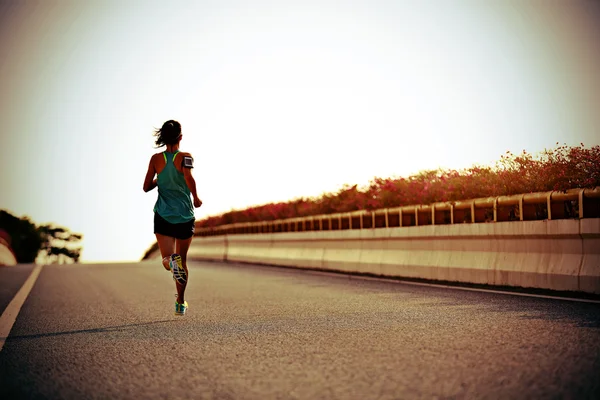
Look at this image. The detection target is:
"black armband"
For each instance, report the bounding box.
[182,156,194,168]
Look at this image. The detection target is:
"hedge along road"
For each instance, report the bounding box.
[0,261,599,400]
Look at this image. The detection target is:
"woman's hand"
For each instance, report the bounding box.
[194,197,203,208]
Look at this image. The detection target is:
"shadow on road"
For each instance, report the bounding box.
[4,320,178,342]
[412,296,600,328]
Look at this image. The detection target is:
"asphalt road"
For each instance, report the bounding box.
[1,260,599,400]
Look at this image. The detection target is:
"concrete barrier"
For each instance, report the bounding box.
[226,235,271,264]
[261,233,324,270]
[579,218,600,294]
[186,218,600,294]
[188,235,228,262]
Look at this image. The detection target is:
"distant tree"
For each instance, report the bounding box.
[0,210,83,264]
[37,224,83,264]
[0,210,43,263]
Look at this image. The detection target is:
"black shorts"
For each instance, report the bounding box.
[154,212,195,240]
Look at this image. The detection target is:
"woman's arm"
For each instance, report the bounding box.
[182,154,202,208]
[143,156,157,192]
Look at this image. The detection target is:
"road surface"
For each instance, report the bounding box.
[1,261,599,399]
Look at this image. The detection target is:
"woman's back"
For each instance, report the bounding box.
[154,150,194,224]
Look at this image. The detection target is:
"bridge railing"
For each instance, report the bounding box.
[195,187,600,237]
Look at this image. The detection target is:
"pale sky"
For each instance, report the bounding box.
[1,0,599,262]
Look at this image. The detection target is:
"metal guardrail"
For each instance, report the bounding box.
[195,187,600,237]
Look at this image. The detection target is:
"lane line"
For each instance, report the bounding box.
[0,264,44,352]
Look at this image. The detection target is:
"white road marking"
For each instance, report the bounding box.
[0,264,44,352]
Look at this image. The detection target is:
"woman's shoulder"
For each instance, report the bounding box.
[148,152,165,165]
[176,151,194,162]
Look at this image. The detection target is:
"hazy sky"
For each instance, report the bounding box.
[1,0,599,262]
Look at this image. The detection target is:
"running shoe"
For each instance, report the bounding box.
[170,253,187,285]
[174,300,188,316]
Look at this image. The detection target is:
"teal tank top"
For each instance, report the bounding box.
[153,151,195,224]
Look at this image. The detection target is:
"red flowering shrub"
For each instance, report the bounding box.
[196,144,600,229]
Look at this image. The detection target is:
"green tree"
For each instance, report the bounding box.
[0,210,83,264]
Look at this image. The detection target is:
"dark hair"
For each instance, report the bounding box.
[154,120,182,147]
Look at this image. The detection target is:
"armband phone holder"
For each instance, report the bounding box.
[183,156,194,168]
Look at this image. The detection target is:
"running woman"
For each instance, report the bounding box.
[143,120,202,316]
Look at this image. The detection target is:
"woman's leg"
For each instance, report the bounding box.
[155,233,176,271]
[174,236,193,304]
